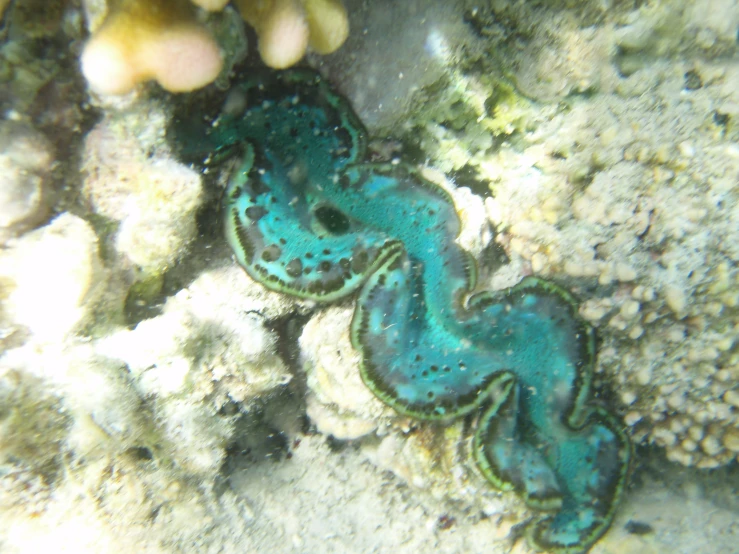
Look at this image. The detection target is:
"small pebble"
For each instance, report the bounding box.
[677,141,696,158]
[530,252,547,273]
[624,520,654,536]
[701,435,722,457]
[683,69,703,90]
[722,390,739,408]
[620,300,640,319]
[723,429,739,453]
[688,426,704,442]
[621,391,637,405]
[624,411,642,426]
[615,263,637,282]
[664,285,687,315]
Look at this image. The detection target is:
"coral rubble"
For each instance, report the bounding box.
[382,0,739,473]
[0,121,54,244]
[317,0,739,474]
[0,214,107,342]
[82,110,203,275]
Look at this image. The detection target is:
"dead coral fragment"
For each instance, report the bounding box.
[81,0,224,95]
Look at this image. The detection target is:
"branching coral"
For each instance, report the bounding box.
[81,0,223,95]
[80,0,348,95]
[234,0,348,68]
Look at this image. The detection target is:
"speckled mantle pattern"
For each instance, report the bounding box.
[174,70,630,553]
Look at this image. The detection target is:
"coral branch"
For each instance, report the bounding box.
[80,0,349,95]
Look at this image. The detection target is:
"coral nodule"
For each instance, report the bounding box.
[173,70,631,554]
